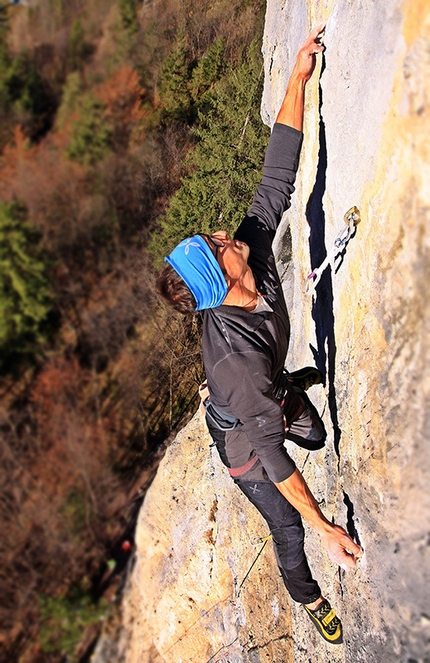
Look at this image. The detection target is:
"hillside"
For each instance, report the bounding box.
[0,0,267,660]
[103,1,430,662]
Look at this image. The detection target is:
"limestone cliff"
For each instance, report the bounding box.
[94,1,430,661]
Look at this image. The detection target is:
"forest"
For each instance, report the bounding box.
[0,0,269,660]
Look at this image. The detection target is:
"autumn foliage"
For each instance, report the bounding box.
[0,0,266,660]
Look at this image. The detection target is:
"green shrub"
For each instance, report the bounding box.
[62,487,93,536]
[39,591,108,661]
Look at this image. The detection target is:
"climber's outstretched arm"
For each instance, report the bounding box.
[276,23,325,131]
[275,468,364,569]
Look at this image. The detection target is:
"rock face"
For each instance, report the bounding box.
[114,414,297,663]
[106,2,430,662]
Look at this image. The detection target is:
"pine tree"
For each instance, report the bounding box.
[119,0,139,32]
[190,37,225,102]
[0,49,56,141]
[0,23,10,113]
[67,18,86,71]
[66,93,112,165]
[151,40,269,262]
[0,2,8,46]
[0,202,54,364]
[159,31,193,121]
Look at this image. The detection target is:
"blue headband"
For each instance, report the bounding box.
[165,235,228,311]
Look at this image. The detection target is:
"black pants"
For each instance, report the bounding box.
[206,387,325,605]
[235,477,321,604]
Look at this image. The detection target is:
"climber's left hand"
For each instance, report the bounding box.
[293,22,326,83]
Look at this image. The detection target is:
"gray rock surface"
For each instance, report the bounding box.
[94,1,430,661]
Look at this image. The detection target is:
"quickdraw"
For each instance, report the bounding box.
[250,534,272,546]
[306,206,361,294]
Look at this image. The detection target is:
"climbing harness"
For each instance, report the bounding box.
[306,206,361,294]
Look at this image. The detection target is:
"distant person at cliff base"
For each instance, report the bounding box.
[157,24,363,645]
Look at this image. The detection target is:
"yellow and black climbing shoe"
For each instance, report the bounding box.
[304,599,343,644]
[287,367,323,392]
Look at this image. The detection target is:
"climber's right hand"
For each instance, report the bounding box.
[320,523,364,570]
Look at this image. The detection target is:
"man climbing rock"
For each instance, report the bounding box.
[157,24,363,645]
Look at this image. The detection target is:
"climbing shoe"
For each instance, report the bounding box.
[287,366,323,391]
[304,599,343,644]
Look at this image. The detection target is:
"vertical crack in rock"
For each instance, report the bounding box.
[267,44,276,79]
[278,224,293,272]
[300,452,310,473]
[205,496,219,547]
[306,54,342,465]
[269,52,275,77]
[209,496,219,522]
[343,490,361,547]
[205,497,219,579]
[338,566,344,601]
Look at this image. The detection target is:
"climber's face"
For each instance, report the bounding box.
[200,231,250,281]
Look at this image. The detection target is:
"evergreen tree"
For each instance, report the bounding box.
[190,37,225,103]
[159,31,193,121]
[0,202,54,364]
[0,28,10,113]
[0,2,8,45]
[67,18,86,71]
[119,0,139,32]
[55,70,81,128]
[0,4,12,147]
[0,49,57,141]
[151,40,269,262]
[66,93,112,165]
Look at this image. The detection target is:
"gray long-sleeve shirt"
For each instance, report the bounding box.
[202,123,303,483]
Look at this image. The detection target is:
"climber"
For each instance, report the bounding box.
[156,24,363,645]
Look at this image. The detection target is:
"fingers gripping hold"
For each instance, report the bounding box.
[294,23,326,82]
[322,524,364,571]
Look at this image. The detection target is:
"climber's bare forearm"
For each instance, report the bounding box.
[275,469,331,533]
[275,469,364,569]
[276,72,307,131]
[276,23,325,131]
